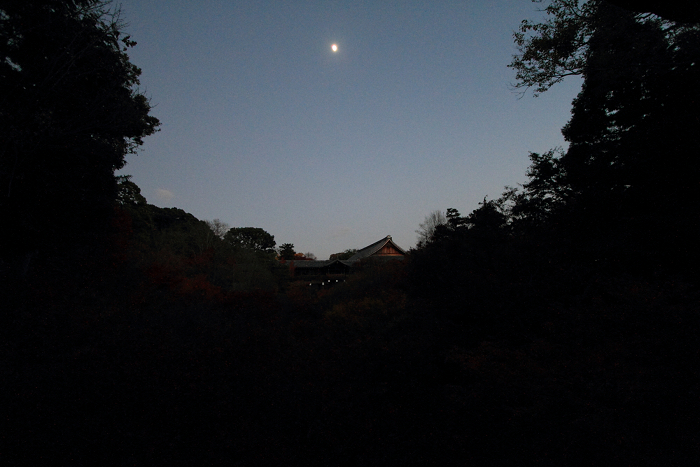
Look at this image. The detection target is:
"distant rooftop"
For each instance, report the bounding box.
[347,235,406,262]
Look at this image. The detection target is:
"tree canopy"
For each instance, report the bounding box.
[509,0,598,96]
[510,1,700,96]
[421,0,700,267]
[501,0,699,266]
[603,0,700,23]
[224,227,276,254]
[0,0,159,262]
[278,243,296,260]
[415,210,446,247]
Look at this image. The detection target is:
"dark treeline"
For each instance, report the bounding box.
[3,1,699,465]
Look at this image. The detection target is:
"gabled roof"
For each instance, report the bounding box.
[289,259,353,269]
[347,235,406,262]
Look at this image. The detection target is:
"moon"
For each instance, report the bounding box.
[331,43,338,52]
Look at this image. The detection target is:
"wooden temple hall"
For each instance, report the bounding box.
[287,236,406,285]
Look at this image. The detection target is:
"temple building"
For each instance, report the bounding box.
[286,235,406,285]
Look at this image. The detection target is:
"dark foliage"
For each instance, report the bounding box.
[5,224,698,466]
[329,248,358,260]
[568,15,700,267]
[604,0,700,23]
[402,2,700,463]
[224,227,277,255]
[509,0,700,270]
[3,1,699,465]
[0,0,159,266]
[117,192,283,294]
[278,242,296,260]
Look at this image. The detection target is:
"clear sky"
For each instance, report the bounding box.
[117,0,582,259]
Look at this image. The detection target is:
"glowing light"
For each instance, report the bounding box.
[331,44,338,52]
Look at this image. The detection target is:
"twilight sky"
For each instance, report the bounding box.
[117,0,582,259]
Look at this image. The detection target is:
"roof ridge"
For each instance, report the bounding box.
[347,235,405,262]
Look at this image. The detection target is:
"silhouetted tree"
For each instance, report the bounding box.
[416,210,447,246]
[509,0,699,97]
[464,198,508,237]
[278,243,296,260]
[560,6,700,262]
[206,219,230,239]
[509,0,700,265]
[116,175,147,206]
[603,0,700,23]
[224,227,276,254]
[509,0,598,96]
[505,149,570,233]
[0,0,159,267]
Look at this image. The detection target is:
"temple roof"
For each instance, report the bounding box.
[347,235,406,262]
[286,236,406,270]
[289,259,353,269]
